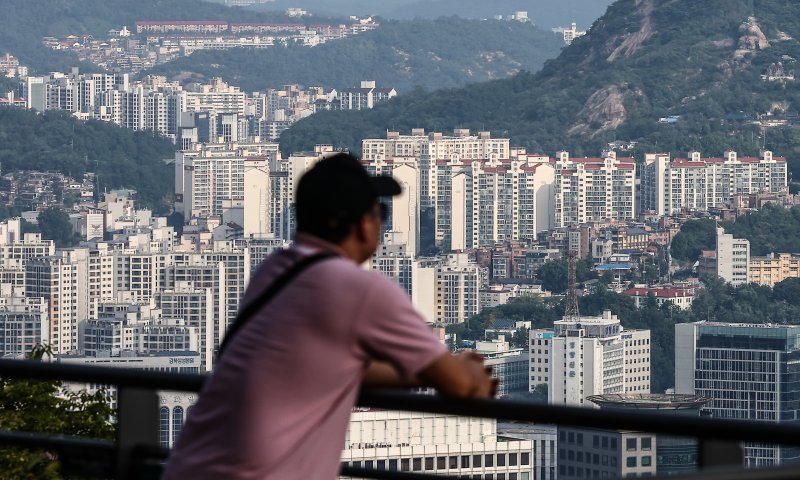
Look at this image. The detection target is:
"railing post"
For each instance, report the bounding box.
[698,437,744,469]
[116,387,160,479]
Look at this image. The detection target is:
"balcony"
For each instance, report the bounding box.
[1,359,800,479]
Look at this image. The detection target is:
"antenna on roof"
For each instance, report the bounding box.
[565,252,580,322]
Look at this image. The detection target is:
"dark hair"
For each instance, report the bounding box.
[295,153,400,244]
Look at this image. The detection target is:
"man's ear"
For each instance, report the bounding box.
[353,214,370,242]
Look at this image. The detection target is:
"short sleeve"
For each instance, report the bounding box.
[356,274,448,379]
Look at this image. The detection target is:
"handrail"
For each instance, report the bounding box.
[1,359,800,479]
[1,359,798,447]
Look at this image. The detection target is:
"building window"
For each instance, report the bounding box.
[159,407,169,448]
[642,456,652,467]
[626,438,637,451]
[461,455,470,468]
[413,458,422,471]
[485,454,494,467]
[425,457,434,470]
[626,457,637,467]
[521,452,530,465]
[642,437,652,451]
[509,453,517,466]
[171,406,184,444]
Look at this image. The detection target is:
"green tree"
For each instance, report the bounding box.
[37,208,77,248]
[670,219,717,263]
[0,346,114,479]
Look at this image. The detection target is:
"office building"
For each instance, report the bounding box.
[530,311,650,406]
[675,322,800,466]
[342,410,535,479]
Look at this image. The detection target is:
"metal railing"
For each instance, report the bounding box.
[0,358,799,479]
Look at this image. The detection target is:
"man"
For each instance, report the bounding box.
[164,153,495,479]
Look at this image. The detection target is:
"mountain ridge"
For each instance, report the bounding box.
[279,0,800,178]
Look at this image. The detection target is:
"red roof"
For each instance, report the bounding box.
[623,287,694,298]
[136,21,228,25]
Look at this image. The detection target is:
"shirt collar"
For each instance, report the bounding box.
[293,232,348,257]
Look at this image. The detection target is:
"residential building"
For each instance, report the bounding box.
[174,142,280,222]
[552,152,635,227]
[622,284,698,310]
[715,227,750,286]
[641,151,787,216]
[675,322,800,466]
[337,80,396,110]
[749,253,800,286]
[0,286,49,357]
[25,249,90,354]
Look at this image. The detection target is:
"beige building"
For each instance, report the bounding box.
[749,253,800,286]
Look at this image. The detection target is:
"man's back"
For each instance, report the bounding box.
[163,239,446,479]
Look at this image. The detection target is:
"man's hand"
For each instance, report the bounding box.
[418,351,499,399]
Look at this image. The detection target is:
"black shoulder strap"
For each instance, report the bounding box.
[217,252,337,359]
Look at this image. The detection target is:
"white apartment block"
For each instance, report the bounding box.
[716,227,750,286]
[342,410,535,480]
[641,150,788,216]
[80,302,198,357]
[530,311,650,406]
[0,286,49,357]
[362,129,511,209]
[174,142,280,223]
[436,159,554,250]
[553,152,635,228]
[337,80,396,110]
[622,329,651,394]
[25,249,90,354]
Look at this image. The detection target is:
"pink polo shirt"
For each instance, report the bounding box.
[163,234,447,479]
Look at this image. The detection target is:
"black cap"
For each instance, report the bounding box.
[295,153,401,240]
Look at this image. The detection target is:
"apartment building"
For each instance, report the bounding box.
[749,253,800,286]
[436,160,555,251]
[715,227,750,286]
[25,249,90,354]
[641,151,788,215]
[337,80,396,110]
[362,129,511,209]
[173,142,280,223]
[0,286,49,357]
[675,322,800,466]
[553,152,635,227]
[530,311,650,406]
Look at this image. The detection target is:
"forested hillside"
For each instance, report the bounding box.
[280,0,800,176]
[0,0,317,73]
[246,0,614,29]
[671,205,800,262]
[0,109,176,212]
[146,18,564,92]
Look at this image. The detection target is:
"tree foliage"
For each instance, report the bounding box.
[148,18,564,93]
[671,205,800,264]
[37,208,78,248]
[670,218,717,263]
[0,346,114,479]
[0,108,175,213]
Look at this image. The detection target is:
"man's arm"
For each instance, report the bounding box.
[362,352,497,398]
